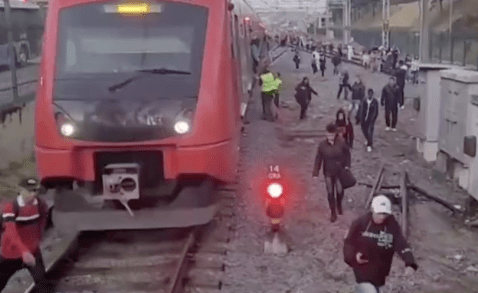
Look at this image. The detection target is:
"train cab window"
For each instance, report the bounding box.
[54,2,208,101]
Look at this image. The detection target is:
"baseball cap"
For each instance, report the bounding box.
[19,177,40,192]
[371,195,392,215]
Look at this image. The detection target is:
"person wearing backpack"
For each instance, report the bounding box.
[294,77,318,120]
[0,178,50,293]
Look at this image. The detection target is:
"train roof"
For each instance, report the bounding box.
[0,0,40,9]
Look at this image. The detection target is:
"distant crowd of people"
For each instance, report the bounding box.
[257,43,419,293]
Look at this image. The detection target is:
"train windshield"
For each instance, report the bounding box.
[54,1,208,100]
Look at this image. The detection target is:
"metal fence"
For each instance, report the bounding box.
[332,28,478,70]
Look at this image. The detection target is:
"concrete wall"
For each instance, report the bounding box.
[0,100,35,170]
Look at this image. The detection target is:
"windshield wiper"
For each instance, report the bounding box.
[137,68,191,75]
[108,68,191,92]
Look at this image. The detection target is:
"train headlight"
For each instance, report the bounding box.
[60,123,75,137]
[174,121,190,134]
[267,183,283,198]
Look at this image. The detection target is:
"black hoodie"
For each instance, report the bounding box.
[335,109,354,148]
[343,212,418,287]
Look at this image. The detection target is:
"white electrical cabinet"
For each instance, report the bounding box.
[436,69,478,200]
[414,63,454,162]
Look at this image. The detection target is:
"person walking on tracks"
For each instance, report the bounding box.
[332,52,341,75]
[259,68,276,121]
[312,123,351,223]
[394,60,407,109]
[294,77,318,120]
[347,77,365,124]
[360,89,379,153]
[293,51,301,69]
[0,178,50,293]
[335,108,354,148]
[381,76,402,131]
[311,50,319,76]
[343,195,418,293]
[319,51,326,77]
[272,72,283,108]
[337,70,350,100]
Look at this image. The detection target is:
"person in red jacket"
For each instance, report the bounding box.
[0,178,49,293]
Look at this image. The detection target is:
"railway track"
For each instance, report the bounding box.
[21,52,256,293]
[23,126,247,293]
[25,188,237,293]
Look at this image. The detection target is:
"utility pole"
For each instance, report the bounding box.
[449,0,453,63]
[4,0,19,103]
[382,0,390,49]
[342,0,351,45]
[314,17,317,37]
[419,0,430,63]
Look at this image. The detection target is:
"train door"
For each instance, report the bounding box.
[237,16,248,95]
[233,15,245,96]
[242,18,253,92]
[229,13,241,123]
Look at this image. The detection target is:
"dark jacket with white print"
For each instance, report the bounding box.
[343,212,418,287]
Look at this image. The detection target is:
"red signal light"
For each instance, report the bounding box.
[267,183,283,198]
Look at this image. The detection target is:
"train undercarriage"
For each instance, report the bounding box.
[47,151,221,235]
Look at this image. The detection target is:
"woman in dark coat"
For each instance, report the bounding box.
[312,123,351,222]
[294,77,318,120]
[335,108,354,148]
[319,52,326,77]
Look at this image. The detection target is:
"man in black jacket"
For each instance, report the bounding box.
[312,123,351,222]
[360,89,379,153]
[343,195,418,293]
[347,77,365,124]
[294,77,318,120]
[394,60,407,108]
[337,70,349,100]
[380,77,402,131]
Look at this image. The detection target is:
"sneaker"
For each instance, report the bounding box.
[367,146,372,152]
[392,128,397,132]
[385,127,390,131]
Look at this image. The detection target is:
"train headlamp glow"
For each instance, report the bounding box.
[267,183,283,198]
[60,123,75,137]
[174,121,190,134]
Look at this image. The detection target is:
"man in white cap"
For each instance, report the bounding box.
[343,195,418,293]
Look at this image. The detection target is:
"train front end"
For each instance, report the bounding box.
[35,0,240,233]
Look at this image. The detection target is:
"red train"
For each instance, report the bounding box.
[34,0,267,233]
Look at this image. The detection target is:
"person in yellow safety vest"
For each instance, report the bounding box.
[273,72,283,108]
[259,68,276,121]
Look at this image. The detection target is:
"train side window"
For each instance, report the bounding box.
[233,15,241,57]
[229,16,236,58]
[239,21,244,38]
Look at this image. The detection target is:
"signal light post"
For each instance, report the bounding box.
[4,0,19,103]
[263,165,288,255]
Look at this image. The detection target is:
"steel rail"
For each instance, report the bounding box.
[167,230,197,293]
